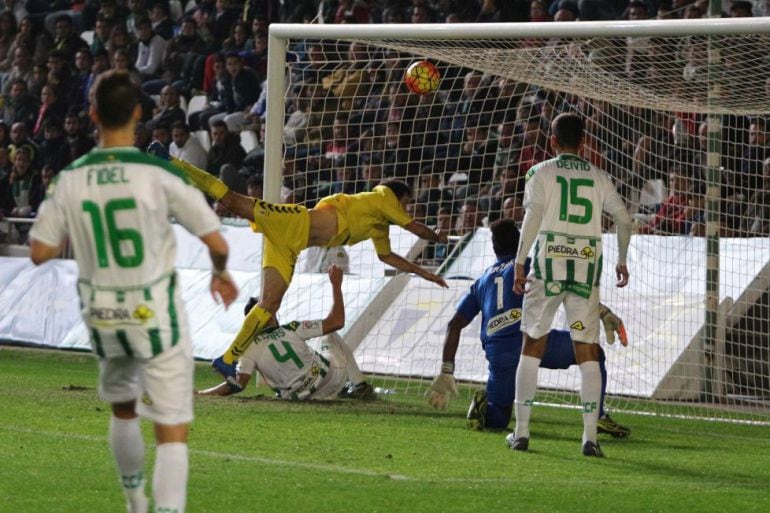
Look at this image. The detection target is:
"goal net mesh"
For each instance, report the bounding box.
[273,30,770,423]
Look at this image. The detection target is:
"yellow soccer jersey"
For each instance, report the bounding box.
[316,185,412,255]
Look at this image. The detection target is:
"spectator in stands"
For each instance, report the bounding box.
[51,14,88,62]
[740,157,770,236]
[730,1,753,17]
[329,154,363,195]
[1,79,38,130]
[134,121,151,151]
[207,119,246,176]
[738,117,770,196]
[637,167,693,235]
[239,30,268,79]
[8,121,39,165]
[9,146,41,222]
[134,16,168,81]
[624,1,651,80]
[107,20,137,62]
[64,110,94,161]
[38,117,70,172]
[150,123,172,151]
[45,49,75,101]
[209,52,261,132]
[163,16,208,95]
[456,199,485,236]
[32,84,67,143]
[111,47,141,84]
[72,48,94,109]
[0,121,9,148]
[1,46,33,97]
[502,195,524,228]
[360,158,384,192]
[149,2,174,41]
[223,21,250,53]
[335,0,371,23]
[170,121,208,171]
[147,84,186,131]
[0,10,17,75]
[126,0,150,37]
[246,174,263,199]
[90,14,113,55]
[454,120,498,200]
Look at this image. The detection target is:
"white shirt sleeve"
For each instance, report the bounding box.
[162,172,220,237]
[29,180,68,247]
[601,175,633,265]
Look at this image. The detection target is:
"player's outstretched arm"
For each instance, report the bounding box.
[378,252,448,288]
[404,220,448,244]
[199,231,238,308]
[426,312,469,410]
[321,265,345,334]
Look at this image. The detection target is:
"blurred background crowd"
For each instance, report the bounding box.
[1,0,768,258]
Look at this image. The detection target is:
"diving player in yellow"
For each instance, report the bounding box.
[147,142,449,386]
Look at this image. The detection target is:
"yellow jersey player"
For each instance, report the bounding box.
[147,142,448,386]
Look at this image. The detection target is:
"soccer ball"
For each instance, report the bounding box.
[404,60,440,95]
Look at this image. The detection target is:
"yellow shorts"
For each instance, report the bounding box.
[250,200,310,284]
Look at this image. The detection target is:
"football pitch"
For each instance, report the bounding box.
[1,347,768,513]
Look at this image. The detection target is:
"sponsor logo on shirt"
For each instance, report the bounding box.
[486,308,522,335]
[546,244,594,259]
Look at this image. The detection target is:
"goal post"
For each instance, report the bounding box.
[262,18,770,423]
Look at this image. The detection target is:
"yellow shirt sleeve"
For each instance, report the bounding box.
[370,226,392,255]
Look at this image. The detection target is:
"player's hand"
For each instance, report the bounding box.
[513,263,528,295]
[211,270,238,308]
[328,264,343,287]
[599,303,628,346]
[426,373,459,410]
[615,264,629,288]
[425,271,448,288]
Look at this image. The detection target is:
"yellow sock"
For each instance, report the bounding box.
[222,304,273,364]
[171,156,229,201]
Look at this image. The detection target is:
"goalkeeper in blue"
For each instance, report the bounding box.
[426,219,630,438]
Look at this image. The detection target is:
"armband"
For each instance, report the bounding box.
[441,361,455,374]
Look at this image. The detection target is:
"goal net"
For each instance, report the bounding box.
[263,19,770,423]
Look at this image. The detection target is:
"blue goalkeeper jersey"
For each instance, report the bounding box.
[456,255,527,348]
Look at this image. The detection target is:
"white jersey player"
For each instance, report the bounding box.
[508,112,632,458]
[198,265,377,401]
[29,71,238,513]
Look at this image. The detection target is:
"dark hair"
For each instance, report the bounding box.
[490,219,520,258]
[92,70,139,129]
[379,179,412,200]
[211,119,228,130]
[170,120,189,132]
[551,112,584,149]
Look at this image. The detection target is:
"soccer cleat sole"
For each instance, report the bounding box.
[466,389,488,431]
[505,433,529,452]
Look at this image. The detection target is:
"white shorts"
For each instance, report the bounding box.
[310,348,348,400]
[98,339,194,425]
[521,279,601,344]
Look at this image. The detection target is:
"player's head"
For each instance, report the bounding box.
[379,179,413,209]
[490,218,520,258]
[550,112,584,152]
[90,70,140,130]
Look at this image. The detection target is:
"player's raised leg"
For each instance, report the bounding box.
[213,266,286,380]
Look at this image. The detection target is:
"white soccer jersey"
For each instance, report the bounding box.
[516,153,631,296]
[238,319,333,400]
[30,147,220,359]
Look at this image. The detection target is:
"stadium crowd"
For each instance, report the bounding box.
[1,0,769,251]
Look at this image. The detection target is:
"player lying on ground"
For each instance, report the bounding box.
[426,219,630,438]
[198,265,377,400]
[147,142,448,386]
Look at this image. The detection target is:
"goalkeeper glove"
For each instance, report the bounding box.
[426,362,459,410]
[599,303,628,346]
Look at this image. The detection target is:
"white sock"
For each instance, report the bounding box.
[579,361,602,445]
[153,442,188,513]
[514,355,541,439]
[109,416,148,513]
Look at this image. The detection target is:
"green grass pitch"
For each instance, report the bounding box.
[1,346,768,513]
